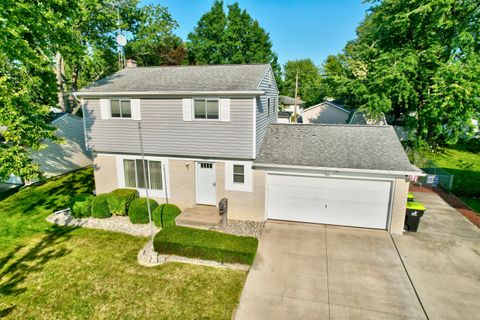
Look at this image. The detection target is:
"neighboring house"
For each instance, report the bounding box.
[76,64,422,234]
[2,113,92,185]
[279,95,305,113]
[347,110,388,125]
[301,100,350,124]
[31,113,92,177]
[277,111,292,124]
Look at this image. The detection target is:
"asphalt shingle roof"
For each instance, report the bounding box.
[255,124,421,173]
[280,95,305,105]
[77,64,270,93]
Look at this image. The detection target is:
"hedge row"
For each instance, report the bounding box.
[69,188,181,226]
[153,226,258,265]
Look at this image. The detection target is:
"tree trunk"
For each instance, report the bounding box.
[70,64,81,115]
[55,52,66,112]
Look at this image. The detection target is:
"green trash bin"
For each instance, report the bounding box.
[407,193,415,202]
[405,202,426,232]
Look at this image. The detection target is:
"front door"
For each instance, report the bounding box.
[196,162,216,205]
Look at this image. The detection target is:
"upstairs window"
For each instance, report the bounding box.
[233,165,245,183]
[194,99,219,119]
[111,99,131,118]
[267,97,271,115]
[124,159,163,190]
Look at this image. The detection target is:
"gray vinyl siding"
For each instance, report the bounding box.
[84,98,254,159]
[255,68,279,156]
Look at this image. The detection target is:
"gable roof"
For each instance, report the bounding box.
[280,95,305,105]
[76,64,271,96]
[303,101,350,114]
[255,124,422,175]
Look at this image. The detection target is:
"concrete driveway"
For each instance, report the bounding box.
[235,191,480,320]
[393,192,480,320]
[235,222,426,320]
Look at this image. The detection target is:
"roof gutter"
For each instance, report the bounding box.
[253,163,426,177]
[74,90,265,97]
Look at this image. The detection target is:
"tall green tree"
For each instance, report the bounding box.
[187,0,227,65]
[0,0,181,180]
[187,1,281,84]
[322,0,480,148]
[282,59,322,107]
[125,4,185,66]
[0,0,78,180]
[62,1,182,110]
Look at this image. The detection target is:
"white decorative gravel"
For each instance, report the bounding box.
[46,209,158,237]
[137,241,249,271]
[210,219,265,239]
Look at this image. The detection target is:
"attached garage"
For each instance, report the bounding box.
[267,174,392,229]
[255,124,424,234]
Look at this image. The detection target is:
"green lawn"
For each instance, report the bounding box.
[0,168,247,319]
[427,145,480,214]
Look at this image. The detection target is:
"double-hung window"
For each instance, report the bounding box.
[111,99,131,118]
[123,159,163,190]
[194,98,219,119]
[233,165,245,184]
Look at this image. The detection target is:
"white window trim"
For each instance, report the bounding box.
[225,160,253,192]
[110,98,132,119]
[116,155,170,198]
[193,97,221,121]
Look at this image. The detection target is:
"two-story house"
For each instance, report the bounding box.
[76,64,278,221]
[76,63,423,234]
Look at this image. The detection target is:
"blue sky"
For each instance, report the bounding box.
[141,0,370,66]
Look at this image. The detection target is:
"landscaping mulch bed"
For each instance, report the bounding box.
[410,183,480,229]
[209,219,265,239]
[46,209,159,237]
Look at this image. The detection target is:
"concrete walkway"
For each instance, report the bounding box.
[393,192,480,320]
[235,222,426,320]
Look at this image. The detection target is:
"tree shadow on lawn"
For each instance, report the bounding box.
[2,169,94,225]
[0,225,77,300]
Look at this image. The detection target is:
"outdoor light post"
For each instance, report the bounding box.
[138,121,155,244]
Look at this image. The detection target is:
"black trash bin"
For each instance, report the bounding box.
[404,202,426,232]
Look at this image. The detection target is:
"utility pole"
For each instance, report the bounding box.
[116,6,123,70]
[292,70,299,123]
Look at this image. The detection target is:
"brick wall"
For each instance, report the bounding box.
[93,154,118,194]
[390,178,409,234]
[215,162,266,221]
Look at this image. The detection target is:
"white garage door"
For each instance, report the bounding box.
[267,174,392,229]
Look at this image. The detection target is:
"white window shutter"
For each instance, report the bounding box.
[131,99,141,120]
[220,98,230,122]
[100,99,110,119]
[182,98,193,121]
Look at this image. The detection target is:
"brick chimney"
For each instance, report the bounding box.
[126,59,137,68]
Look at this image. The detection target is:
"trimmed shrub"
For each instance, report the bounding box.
[69,194,94,218]
[128,197,159,224]
[153,226,258,265]
[107,188,139,215]
[91,194,112,218]
[153,204,181,227]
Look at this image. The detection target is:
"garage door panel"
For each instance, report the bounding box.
[267,174,391,229]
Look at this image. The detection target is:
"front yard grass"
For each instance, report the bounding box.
[427,145,480,215]
[154,226,259,265]
[0,168,248,319]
